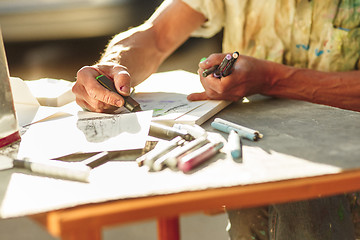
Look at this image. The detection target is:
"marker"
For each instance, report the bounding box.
[143,136,185,168]
[203,51,239,78]
[149,122,194,141]
[95,74,141,112]
[153,135,209,171]
[178,141,223,173]
[211,121,257,141]
[202,65,219,77]
[222,51,239,77]
[173,123,207,139]
[135,141,159,166]
[228,130,242,160]
[214,53,232,78]
[214,118,263,140]
[136,151,151,167]
[7,156,91,182]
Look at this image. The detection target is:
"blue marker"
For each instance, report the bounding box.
[211,121,256,141]
[228,130,242,160]
[213,118,263,141]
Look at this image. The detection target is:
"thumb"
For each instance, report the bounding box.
[113,70,131,96]
[187,92,209,101]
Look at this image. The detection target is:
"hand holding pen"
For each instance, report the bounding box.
[187,52,244,102]
[202,51,239,78]
[73,64,141,113]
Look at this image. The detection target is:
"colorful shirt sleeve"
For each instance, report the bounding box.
[181,0,225,38]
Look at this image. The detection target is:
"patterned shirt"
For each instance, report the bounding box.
[182,0,360,71]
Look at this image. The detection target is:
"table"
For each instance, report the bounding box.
[2,95,360,240]
[31,170,360,240]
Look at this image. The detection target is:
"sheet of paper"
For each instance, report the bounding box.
[133,70,230,125]
[10,77,83,127]
[17,110,153,160]
[25,78,75,107]
[10,77,39,107]
[134,92,206,122]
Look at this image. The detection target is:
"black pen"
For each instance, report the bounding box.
[203,51,239,78]
[95,74,142,112]
[202,65,219,77]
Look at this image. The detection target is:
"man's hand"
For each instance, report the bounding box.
[187,53,273,102]
[72,63,131,113]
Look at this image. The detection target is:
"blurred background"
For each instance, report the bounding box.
[1,0,222,80]
[0,0,228,239]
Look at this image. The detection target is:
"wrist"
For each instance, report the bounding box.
[98,45,123,65]
[262,60,296,95]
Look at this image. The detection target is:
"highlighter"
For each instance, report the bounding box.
[95,74,141,112]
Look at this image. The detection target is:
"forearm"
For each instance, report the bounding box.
[265,62,360,112]
[99,0,206,87]
[99,24,163,86]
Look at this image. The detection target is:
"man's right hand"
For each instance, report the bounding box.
[72,63,132,113]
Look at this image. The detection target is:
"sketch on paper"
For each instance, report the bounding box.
[76,112,142,143]
[133,92,205,117]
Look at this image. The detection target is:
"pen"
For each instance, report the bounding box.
[152,135,209,171]
[95,74,142,112]
[228,130,242,160]
[149,122,194,141]
[178,141,223,173]
[214,118,263,140]
[211,121,257,141]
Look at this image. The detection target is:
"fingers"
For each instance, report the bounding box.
[187,92,208,101]
[73,65,130,113]
[96,64,132,96]
[112,69,131,96]
[194,52,243,101]
[198,53,225,70]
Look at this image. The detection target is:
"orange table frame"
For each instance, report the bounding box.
[31,169,360,240]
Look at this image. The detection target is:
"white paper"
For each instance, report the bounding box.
[25,78,75,107]
[10,77,39,107]
[10,77,79,127]
[17,110,153,160]
[133,70,230,125]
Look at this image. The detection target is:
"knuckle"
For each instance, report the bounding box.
[217,85,226,94]
[72,84,79,94]
[76,66,89,78]
[103,95,114,105]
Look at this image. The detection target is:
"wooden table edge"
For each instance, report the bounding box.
[31,169,360,238]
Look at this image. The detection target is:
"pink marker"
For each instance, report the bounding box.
[178,141,224,173]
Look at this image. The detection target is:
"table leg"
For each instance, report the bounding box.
[157,216,180,240]
[60,227,102,240]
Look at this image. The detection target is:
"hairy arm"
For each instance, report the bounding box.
[99,0,205,86]
[189,54,360,112]
[73,0,206,112]
[265,63,360,112]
